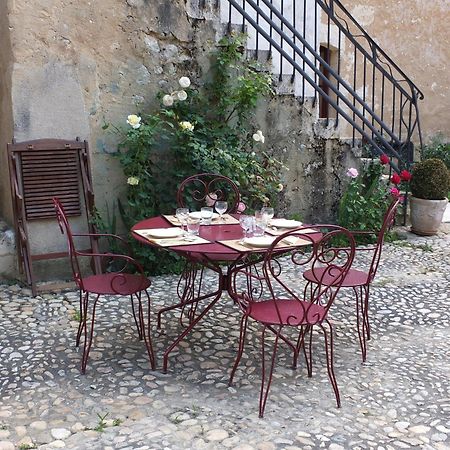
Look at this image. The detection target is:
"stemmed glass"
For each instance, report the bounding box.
[239,215,254,243]
[261,206,274,221]
[214,201,228,222]
[175,207,189,234]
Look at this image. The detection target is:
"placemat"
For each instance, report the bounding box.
[163,214,239,226]
[134,230,210,247]
[265,227,317,236]
[219,236,312,252]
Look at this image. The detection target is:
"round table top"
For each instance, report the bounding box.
[131,216,322,262]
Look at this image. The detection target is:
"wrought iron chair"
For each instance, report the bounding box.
[156,173,242,329]
[228,225,356,417]
[53,198,155,373]
[176,173,241,213]
[303,198,400,361]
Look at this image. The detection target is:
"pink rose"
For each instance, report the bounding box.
[346,168,359,178]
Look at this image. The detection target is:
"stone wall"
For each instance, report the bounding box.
[0,0,358,281]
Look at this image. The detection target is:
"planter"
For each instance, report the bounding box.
[410,196,448,236]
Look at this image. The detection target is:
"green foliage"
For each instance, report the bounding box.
[114,33,284,274]
[410,158,450,200]
[421,135,450,169]
[338,162,391,242]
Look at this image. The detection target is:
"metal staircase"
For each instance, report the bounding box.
[213,0,423,172]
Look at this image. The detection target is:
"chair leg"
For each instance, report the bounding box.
[354,286,367,362]
[81,294,100,374]
[229,314,249,386]
[296,325,313,377]
[130,294,143,340]
[363,285,371,341]
[320,320,341,408]
[259,325,281,418]
[76,290,86,347]
[139,290,156,370]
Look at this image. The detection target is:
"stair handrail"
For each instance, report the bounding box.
[225,0,407,165]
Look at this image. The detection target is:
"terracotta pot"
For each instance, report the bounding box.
[410,196,448,236]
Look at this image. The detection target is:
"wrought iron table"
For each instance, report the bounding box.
[132,215,319,372]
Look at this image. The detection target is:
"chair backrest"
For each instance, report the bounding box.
[53,197,85,291]
[367,197,401,282]
[230,225,356,325]
[176,173,241,213]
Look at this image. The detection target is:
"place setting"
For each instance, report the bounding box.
[163,202,240,227]
[219,206,314,251]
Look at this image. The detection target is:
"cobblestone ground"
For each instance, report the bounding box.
[0,228,449,450]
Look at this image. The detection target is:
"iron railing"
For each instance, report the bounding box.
[213,0,423,171]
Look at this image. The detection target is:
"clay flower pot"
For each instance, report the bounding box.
[410,196,448,236]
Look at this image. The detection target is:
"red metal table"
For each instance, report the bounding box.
[132,215,319,372]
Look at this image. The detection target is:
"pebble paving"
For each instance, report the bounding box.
[0,227,449,449]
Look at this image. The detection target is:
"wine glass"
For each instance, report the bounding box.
[175,207,189,233]
[239,215,254,243]
[261,206,275,222]
[215,201,228,222]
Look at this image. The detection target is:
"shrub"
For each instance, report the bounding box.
[421,135,450,170]
[410,158,450,200]
[112,34,284,274]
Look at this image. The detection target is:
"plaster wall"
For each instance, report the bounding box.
[341,0,450,143]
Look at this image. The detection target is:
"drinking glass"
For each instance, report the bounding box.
[175,207,189,233]
[254,210,269,237]
[200,207,214,225]
[239,215,254,243]
[186,216,200,239]
[215,201,228,222]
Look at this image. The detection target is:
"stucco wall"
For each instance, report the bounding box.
[346,0,450,143]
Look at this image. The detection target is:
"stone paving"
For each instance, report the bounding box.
[0,227,449,450]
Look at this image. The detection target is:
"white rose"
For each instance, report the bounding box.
[127,176,140,186]
[252,130,265,143]
[179,121,194,132]
[162,94,174,107]
[126,114,141,129]
[178,76,191,88]
[177,90,188,101]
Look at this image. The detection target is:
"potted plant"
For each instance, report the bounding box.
[409,158,450,235]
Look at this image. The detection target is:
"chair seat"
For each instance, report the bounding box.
[303,267,369,287]
[248,299,327,326]
[82,273,151,295]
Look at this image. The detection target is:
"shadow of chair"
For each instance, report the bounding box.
[303,198,401,361]
[53,197,155,373]
[228,225,356,417]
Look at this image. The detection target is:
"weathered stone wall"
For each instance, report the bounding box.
[0,0,359,281]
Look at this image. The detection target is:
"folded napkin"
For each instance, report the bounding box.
[219,236,311,252]
[265,227,318,237]
[134,229,210,247]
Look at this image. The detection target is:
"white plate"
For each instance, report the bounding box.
[270,218,303,229]
[141,228,184,239]
[189,211,220,220]
[244,236,276,248]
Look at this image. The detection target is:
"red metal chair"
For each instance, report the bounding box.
[303,198,400,361]
[176,173,241,213]
[53,198,155,373]
[228,225,356,417]
[156,174,242,329]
